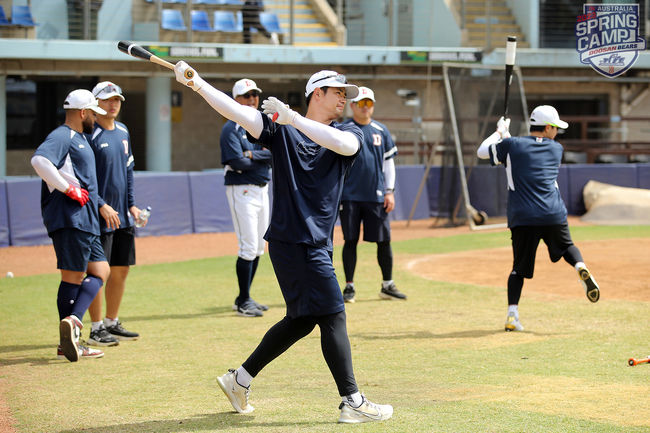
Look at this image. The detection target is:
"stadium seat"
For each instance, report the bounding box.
[191,10,215,32]
[0,6,11,26]
[213,10,239,33]
[11,5,37,27]
[161,9,187,31]
[259,12,284,34]
[192,0,219,4]
[217,0,243,5]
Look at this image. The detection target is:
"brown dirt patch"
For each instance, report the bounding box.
[404,238,650,302]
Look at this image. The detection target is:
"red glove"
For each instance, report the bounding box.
[65,185,89,207]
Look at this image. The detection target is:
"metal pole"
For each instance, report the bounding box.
[388,0,394,46]
[290,0,295,45]
[83,0,90,40]
[186,1,192,42]
[486,0,491,50]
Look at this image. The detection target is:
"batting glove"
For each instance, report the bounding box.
[65,185,89,207]
[261,97,298,125]
[497,116,511,139]
[174,61,205,92]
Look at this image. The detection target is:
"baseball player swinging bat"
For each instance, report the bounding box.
[117,41,194,80]
[628,356,650,366]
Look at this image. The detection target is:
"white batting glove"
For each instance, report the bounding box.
[497,116,511,139]
[261,96,298,125]
[174,61,205,92]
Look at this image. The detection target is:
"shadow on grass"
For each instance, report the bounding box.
[354,329,564,340]
[58,411,331,432]
[125,303,286,322]
[0,344,62,366]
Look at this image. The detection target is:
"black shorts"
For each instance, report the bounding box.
[101,226,136,267]
[268,241,344,318]
[50,228,106,272]
[511,223,574,279]
[339,200,391,243]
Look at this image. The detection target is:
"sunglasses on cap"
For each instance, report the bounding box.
[312,74,347,85]
[355,99,374,108]
[240,91,260,99]
[94,83,122,97]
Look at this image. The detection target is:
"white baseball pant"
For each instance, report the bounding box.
[225,184,269,261]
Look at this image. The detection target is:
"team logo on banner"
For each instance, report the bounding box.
[576,3,646,78]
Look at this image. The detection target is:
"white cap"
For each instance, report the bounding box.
[305,70,359,99]
[232,78,262,98]
[351,86,375,103]
[92,81,125,101]
[529,105,568,129]
[63,89,107,115]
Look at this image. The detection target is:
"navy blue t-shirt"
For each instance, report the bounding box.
[89,121,135,232]
[342,119,397,203]
[248,115,361,249]
[220,120,271,185]
[489,135,568,227]
[33,125,100,235]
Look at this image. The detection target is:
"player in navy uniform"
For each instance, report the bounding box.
[477,105,600,332]
[86,81,142,346]
[221,78,271,318]
[174,63,393,423]
[340,86,405,303]
[30,89,110,362]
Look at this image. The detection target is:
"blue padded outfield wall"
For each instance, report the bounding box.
[0,164,649,247]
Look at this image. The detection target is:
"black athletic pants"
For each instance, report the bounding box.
[242,310,358,396]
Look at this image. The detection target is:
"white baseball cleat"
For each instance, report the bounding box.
[577,265,600,303]
[338,395,393,423]
[504,313,524,332]
[217,369,254,414]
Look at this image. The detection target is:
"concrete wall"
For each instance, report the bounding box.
[505,0,539,48]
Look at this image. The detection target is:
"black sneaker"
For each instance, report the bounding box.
[237,299,263,317]
[88,326,119,347]
[343,284,356,303]
[232,298,269,311]
[379,282,407,300]
[106,321,139,341]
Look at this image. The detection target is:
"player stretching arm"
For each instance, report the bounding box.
[174,62,393,424]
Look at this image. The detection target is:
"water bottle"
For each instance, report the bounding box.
[135,206,151,228]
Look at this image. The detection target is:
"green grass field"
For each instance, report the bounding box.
[1,225,649,433]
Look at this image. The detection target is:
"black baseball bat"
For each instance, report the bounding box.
[117,41,193,79]
[504,36,517,117]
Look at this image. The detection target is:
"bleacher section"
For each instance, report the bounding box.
[3,164,650,247]
[0,4,36,38]
[455,0,529,48]
[132,0,336,45]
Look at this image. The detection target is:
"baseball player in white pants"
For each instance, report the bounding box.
[221,79,272,317]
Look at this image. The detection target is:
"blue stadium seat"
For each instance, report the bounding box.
[191,10,215,32]
[213,10,238,33]
[11,5,37,27]
[0,6,11,26]
[161,9,187,31]
[259,12,284,34]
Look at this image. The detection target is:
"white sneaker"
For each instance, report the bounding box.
[338,395,393,423]
[270,32,279,45]
[577,265,600,303]
[504,313,524,332]
[217,369,254,414]
[59,316,82,362]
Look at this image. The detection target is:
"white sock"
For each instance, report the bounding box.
[508,305,519,318]
[574,262,586,272]
[91,321,104,332]
[235,366,252,388]
[346,282,354,288]
[343,392,363,407]
[382,280,393,289]
[104,317,118,327]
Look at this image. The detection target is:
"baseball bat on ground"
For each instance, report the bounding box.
[117,41,193,80]
[628,356,650,366]
[504,36,517,117]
